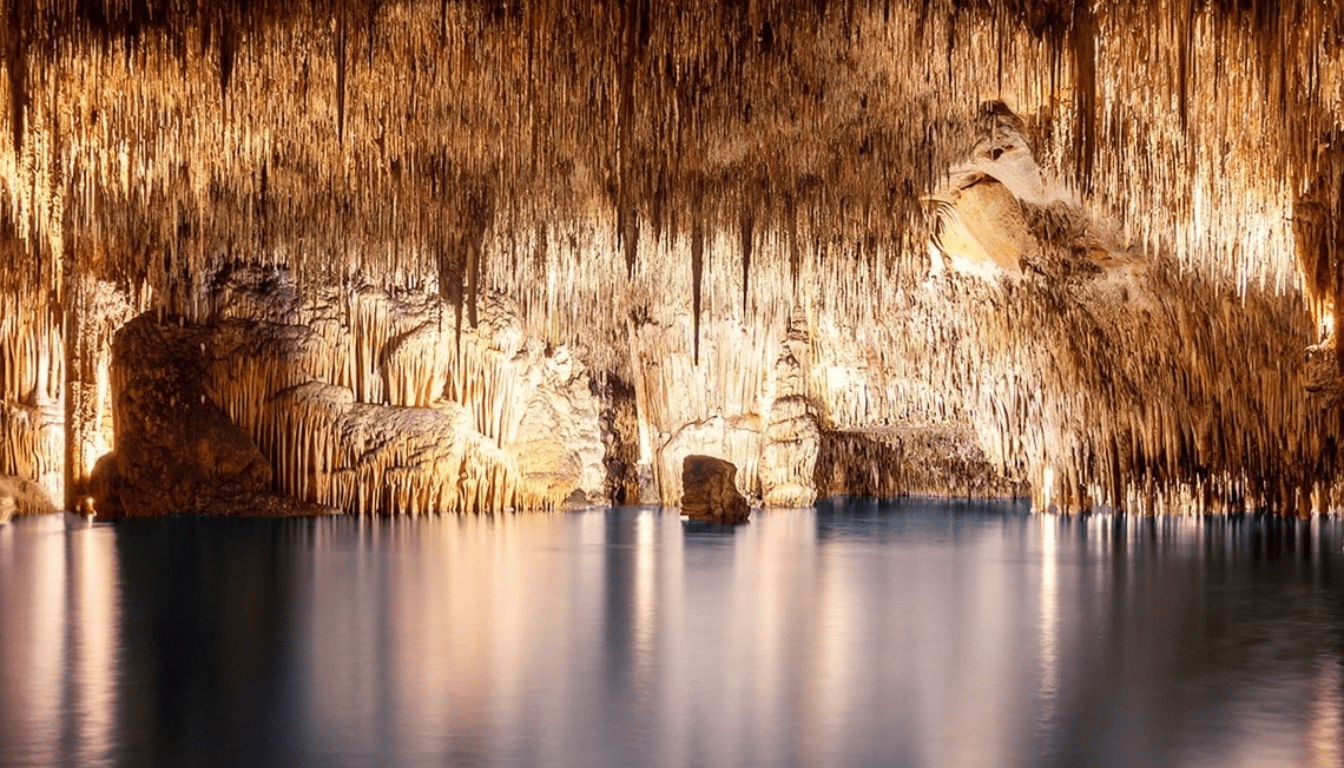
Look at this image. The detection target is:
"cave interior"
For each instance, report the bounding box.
[1,0,1342,518]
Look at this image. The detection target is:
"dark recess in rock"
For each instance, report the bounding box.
[89,314,334,519]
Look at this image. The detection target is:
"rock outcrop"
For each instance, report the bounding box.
[266,381,516,514]
[89,315,333,518]
[172,271,604,516]
[681,455,750,523]
[815,428,1026,499]
[0,475,56,521]
[759,319,821,507]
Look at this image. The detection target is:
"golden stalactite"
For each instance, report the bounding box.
[0,0,1341,514]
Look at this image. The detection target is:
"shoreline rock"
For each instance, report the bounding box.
[681,455,750,524]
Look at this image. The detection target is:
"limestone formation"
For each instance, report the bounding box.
[759,320,821,507]
[681,455,751,524]
[1,3,1343,516]
[815,429,1026,500]
[102,272,608,515]
[0,475,55,519]
[88,315,330,518]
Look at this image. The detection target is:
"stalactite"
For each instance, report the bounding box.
[1069,0,1096,193]
[691,191,704,366]
[1,0,1343,514]
[335,5,348,144]
[740,212,753,314]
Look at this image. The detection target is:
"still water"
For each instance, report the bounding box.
[2,499,1343,768]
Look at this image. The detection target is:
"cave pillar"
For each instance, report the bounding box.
[627,318,660,504]
[62,272,117,509]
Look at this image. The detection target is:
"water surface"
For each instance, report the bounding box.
[2,499,1342,767]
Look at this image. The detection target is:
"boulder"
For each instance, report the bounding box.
[680,455,750,523]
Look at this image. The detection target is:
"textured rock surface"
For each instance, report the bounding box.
[0,475,57,519]
[759,321,821,507]
[39,110,1344,517]
[598,375,643,505]
[2,33,1340,518]
[815,429,1026,500]
[681,455,750,524]
[89,316,333,518]
[200,274,605,514]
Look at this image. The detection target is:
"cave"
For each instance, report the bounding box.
[0,0,1341,521]
[9,3,1344,767]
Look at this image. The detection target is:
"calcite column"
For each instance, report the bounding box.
[62,273,127,509]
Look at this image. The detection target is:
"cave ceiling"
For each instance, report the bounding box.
[0,1,1339,329]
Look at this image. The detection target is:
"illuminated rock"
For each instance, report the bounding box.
[192,270,603,514]
[0,3,1341,515]
[88,315,329,518]
[0,475,55,519]
[759,322,820,508]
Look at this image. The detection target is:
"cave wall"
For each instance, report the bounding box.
[197,270,608,513]
[1,0,1343,515]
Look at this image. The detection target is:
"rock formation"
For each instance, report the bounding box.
[1,2,1343,516]
[758,318,821,507]
[88,314,331,518]
[681,455,751,524]
[85,270,607,516]
[0,475,55,520]
[815,429,1027,500]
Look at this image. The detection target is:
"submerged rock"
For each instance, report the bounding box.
[681,455,750,523]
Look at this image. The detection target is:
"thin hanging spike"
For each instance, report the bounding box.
[5,0,26,155]
[533,220,547,272]
[617,0,645,280]
[1177,0,1192,132]
[336,6,348,144]
[218,7,237,98]
[466,181,494,330]
[367,0,380,68]
[786,192,800,292]
[1071,0,1097,194]
[258,157,269,251]
[436,228,464,352]
[622,205,639,279]
[691,190,704,367]
[651,168,666,246]
[740,212,753,315]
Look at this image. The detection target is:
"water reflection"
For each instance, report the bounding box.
[0,503,1342,767]
[0,515,119,768]
[1309,656,1343,768]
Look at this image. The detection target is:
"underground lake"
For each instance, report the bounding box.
[3,498,1342,768]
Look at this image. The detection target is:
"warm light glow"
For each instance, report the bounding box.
[0,1,1340,516]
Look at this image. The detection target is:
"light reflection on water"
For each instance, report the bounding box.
[1,500,1343,767]
[0,515,119,768]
